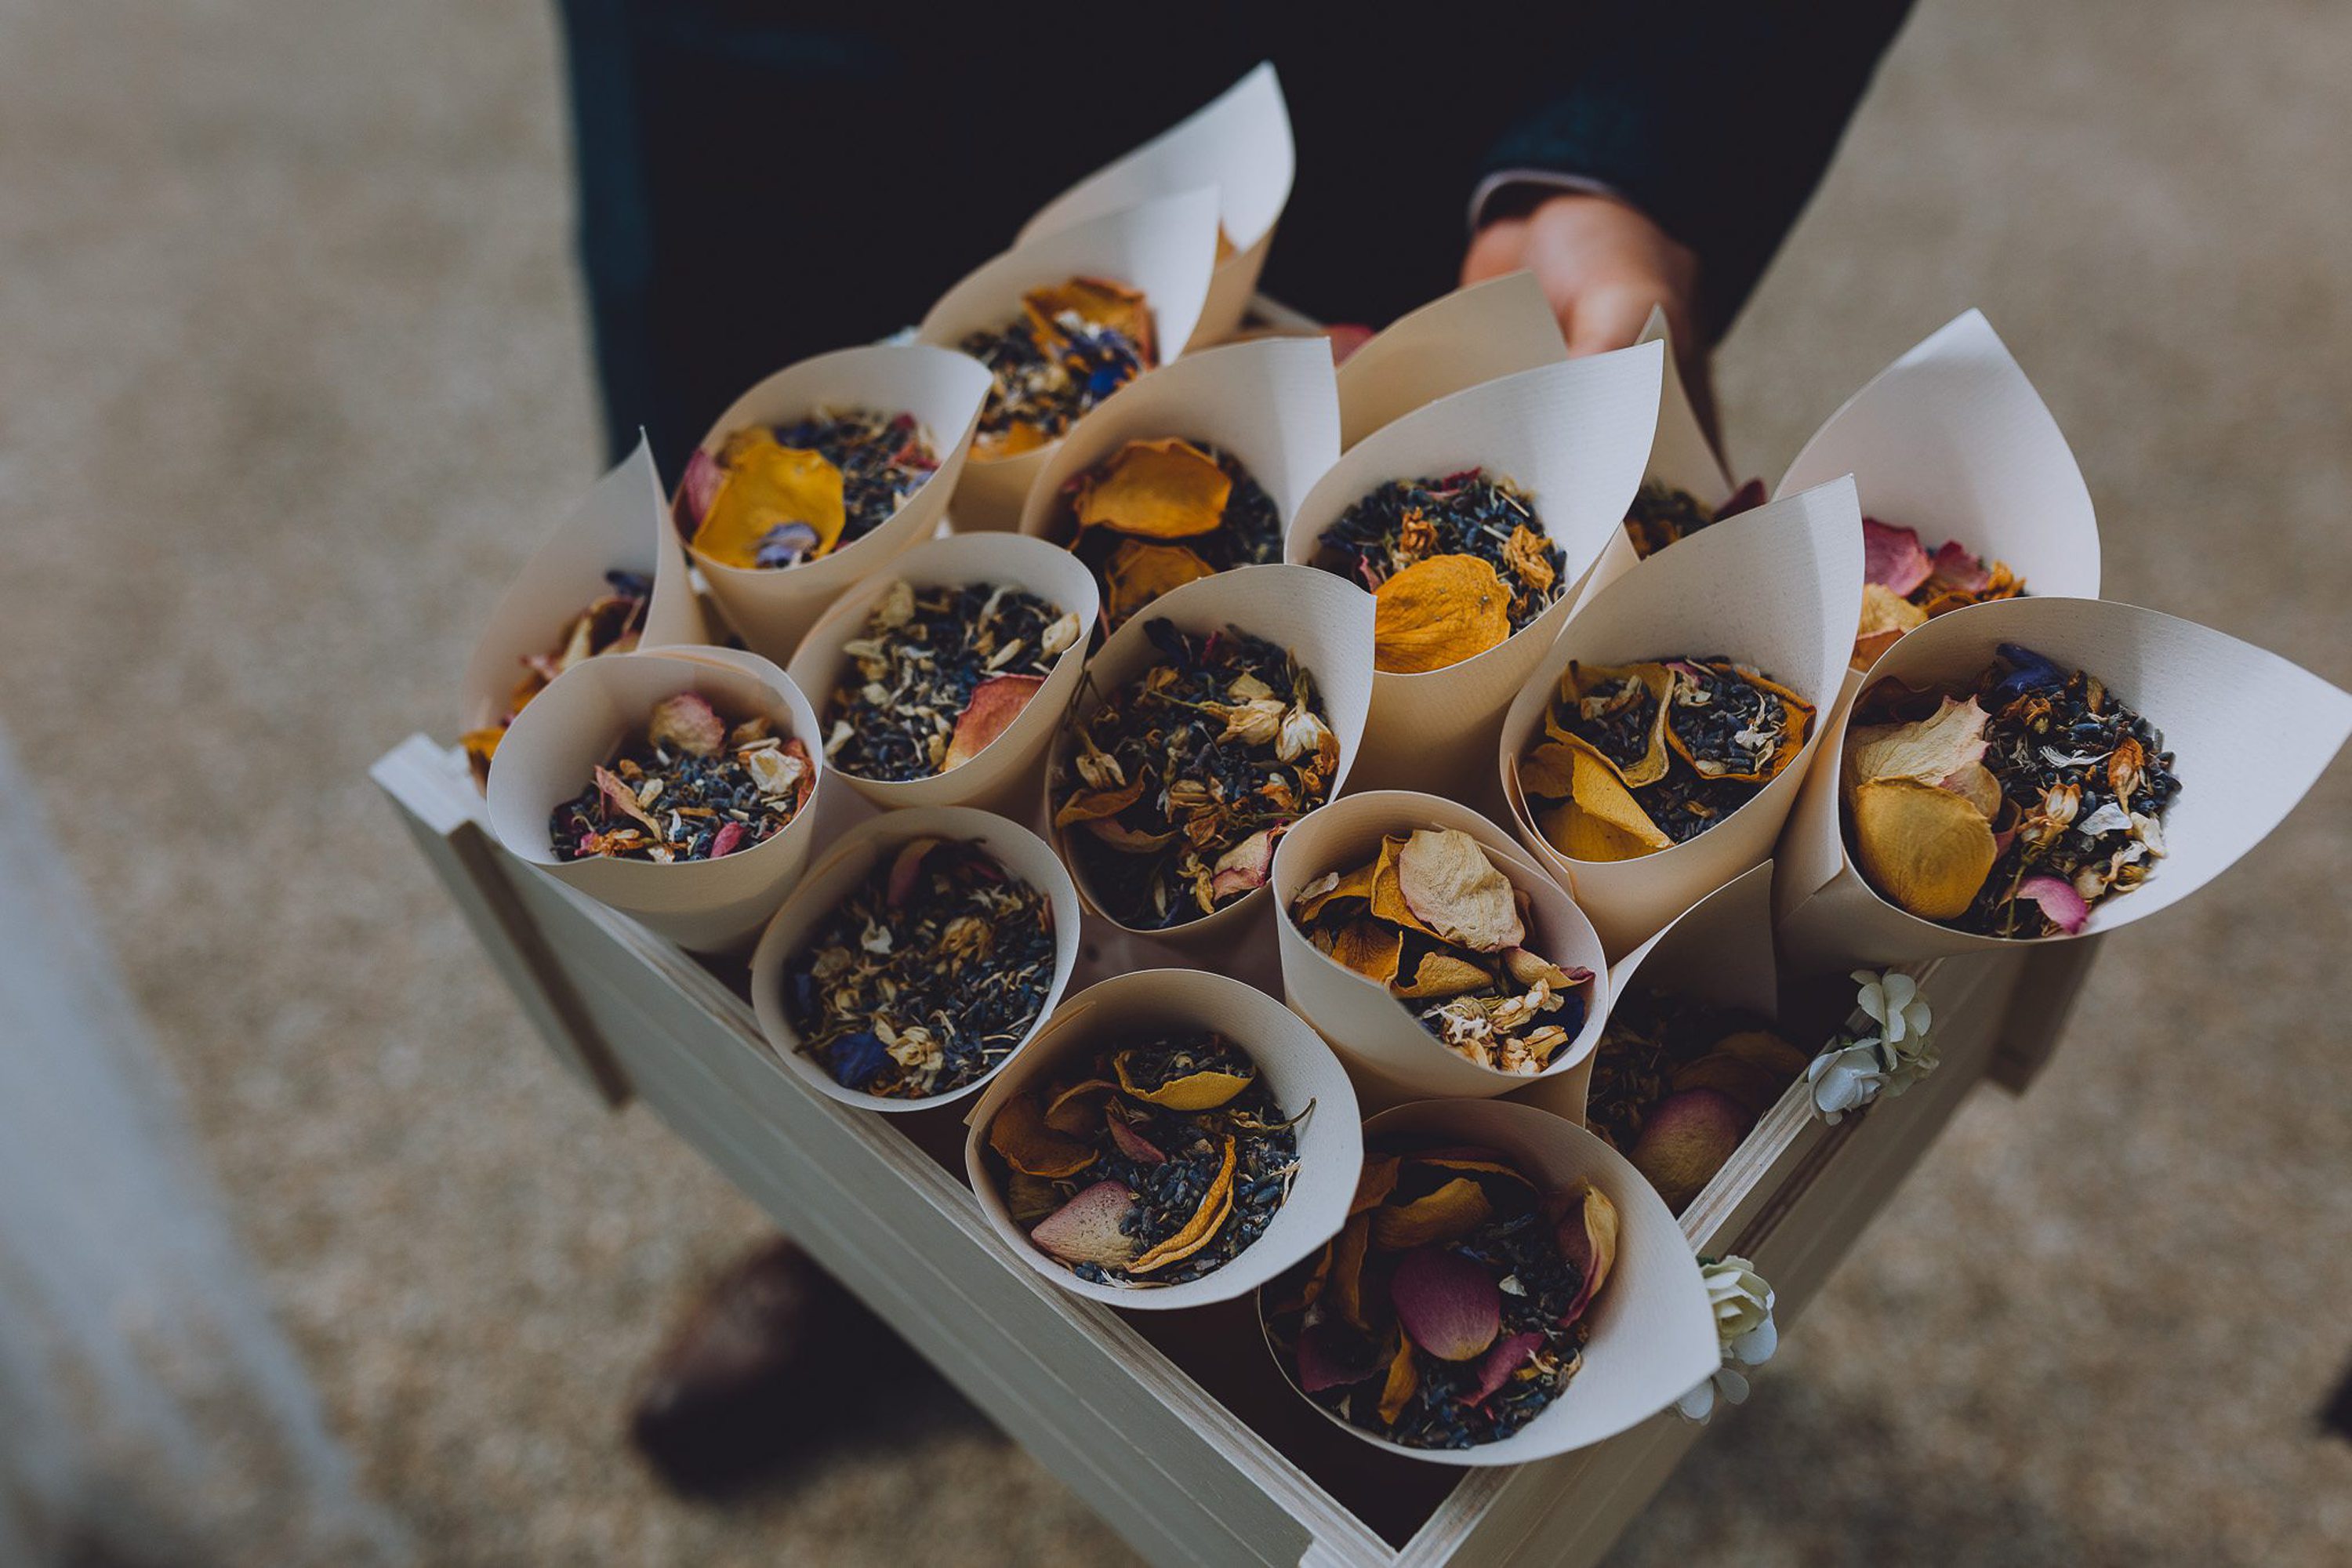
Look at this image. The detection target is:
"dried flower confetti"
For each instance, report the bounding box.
[1622,477,1765,557]
[962,276,1155,459]
[821,581,1079,782]
[1057,437,1283,629]
[1054,620,1338,929]
[1315,470,1564,674]
[1582,989,1805,1211]
[463,568,650,785]
[1844,643,2179,936]
[1287,829,1594,1076]
[985,1033,1304,1287]
[1520,658,1814,859]
[784,838,1055,1098]
[548,694,813,862]
[678,410,939,571]
[1265,1142,1616,1450]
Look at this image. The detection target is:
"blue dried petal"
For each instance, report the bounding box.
[789,969,818,1019]
[1993,642,2065,701]
[827,1030,890,1090]
[1142,616,1190,663]
[755,521,821,569]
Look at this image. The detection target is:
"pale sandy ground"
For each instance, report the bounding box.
[2,1,2347,1564]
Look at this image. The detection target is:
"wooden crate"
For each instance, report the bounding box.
[373,733,2095,1567]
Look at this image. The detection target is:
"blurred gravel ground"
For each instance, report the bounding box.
[0,1,2344,1563]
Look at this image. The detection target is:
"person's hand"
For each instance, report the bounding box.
[1461,191,1715,440]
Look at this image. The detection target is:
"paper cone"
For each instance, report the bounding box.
[1331,272,1566,451]
[1259,1098,1717,1467]
[1269,790,1610,1100]
[746,808,1081,1113]
[459,438,706,739]
[1509,862,1777,1125]
[1289,345,1665,800]
[782,532,1100,815]
[918,191,1222,532]
[677,344,994,664]
[1499,478,1865,957]
[1778,308,2100,648]
[1017,63,1293,350]
[1044,563,1375,941]
[1017,336,1340,620]
[485,647,825,953]
[1775,595,2352,972]
[1636,304,1733,503]
[964,967,1363,1310]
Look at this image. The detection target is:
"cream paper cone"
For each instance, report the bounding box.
[918,191,1222,533]
[1017,63,1292,350]
[964,967,1363,1311]
[459,438,706,740]
[677,344,994,664]
[1563,308,1737,623]
[1260,1098,1717,1467]
[1778,309,2100,690]
[1636,304,1733,504]
[1289,345,1665,800]
[1331,272,1566,450]
[1269,790,1610,1101]
[1044,563,1375,942]
[1775,595,2352,973]
[485,647,824,954]
[1509,862,1777,1125]
[1500,477,1865,958]
[746,807,1081,1113]
[782,532,1100,815]
[1017,336,1340,620]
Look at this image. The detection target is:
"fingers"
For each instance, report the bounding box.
[1559,281,1659,358]
[1459,217,1530,287]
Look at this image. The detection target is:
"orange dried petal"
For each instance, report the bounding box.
[1372,554,1513,674]
[1390,949,1494,1000]
[1552,662,1675,787]
[1377,1330,1420,1425]
[1023,275,1156,365]
[1852,775,1999,920]
[988,1094,1098,1179]
[692,434,848,568]
[1076,437,1232,539]
[943,673,1046,771]
[1104,539,1217,625]
[1129,1135,1237,1273]
[1370,1177,1493,1250]
[1327,918,1404,986]
[1537,737,1673,861]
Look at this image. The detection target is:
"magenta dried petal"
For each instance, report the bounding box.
[709,820,748,858]
[647,691,727,757]
[680,447,723,530]
[1862,517,1933,596]
[1029,1180,1141,1269]
[1715,477,1766,520]
[1461,1329,1545,1406]
[2016,873,2090,934]
[1105,1112,1167,1166]
[1296,1322,1383,1393]
[887,837,942,908]
[1929,539,1994,592]
[1390,1247,1501,1363]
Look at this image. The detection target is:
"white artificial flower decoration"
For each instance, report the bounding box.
[1676,1255,1777,1425]
[1806,1042,1885,1125]
[1853,967,1931,1046]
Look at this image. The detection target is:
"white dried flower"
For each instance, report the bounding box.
[1852,968,1931,1047]
[1806,1042,1885,1124]
[1677,1256,1776,1424]
[1276,706,1332,764]
[745,744,808,798]
[874,579,916,630]
[1040,611,1082,657]
[1212,697,1285,747]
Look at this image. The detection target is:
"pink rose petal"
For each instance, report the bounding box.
[1296,1321,1382,1392]
[647,691,727,758]
[1209,829,1275,900]
[1029,1180,1141,1269]
[943,673,1046,771]
[1390,1247,1501,1363]
[679,447,723,531]
[887,837,941,908]
[1929,539,1993,593]
[1715,477,1766,521]
[709,821,748,858]
[1105,1112,1166,1166]
[2016,873,2089,935]
[1862,517,1933,596]
[1461,1330,1545,1406]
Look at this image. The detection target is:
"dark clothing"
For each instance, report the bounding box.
[556,1,1914,471]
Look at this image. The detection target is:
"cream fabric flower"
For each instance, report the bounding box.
[1806,1042,1884,1124]
[1677,1256,1777,1424]
[1853,968,1931,1047]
